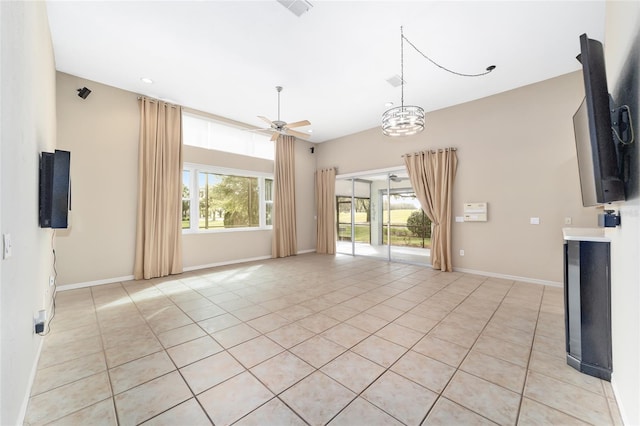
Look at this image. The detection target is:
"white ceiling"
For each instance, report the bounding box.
[46,1,606,143]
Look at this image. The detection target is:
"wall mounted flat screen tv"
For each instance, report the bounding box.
[573,33,625,207]
[39,149,71,229]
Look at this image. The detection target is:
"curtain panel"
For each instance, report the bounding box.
[403,148,458,272]
[272,135,297,258]
[315,168,337,254]
[134,98,184,280]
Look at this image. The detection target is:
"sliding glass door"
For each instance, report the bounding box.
[336,169,430,265]
[383,188,431,264]
[336,178,374,257]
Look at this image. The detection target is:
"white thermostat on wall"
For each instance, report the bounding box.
[463,202,488,222]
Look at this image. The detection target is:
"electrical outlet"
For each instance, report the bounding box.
[459,249,465,256]
[564,217,572,225]
[34,310,46,334]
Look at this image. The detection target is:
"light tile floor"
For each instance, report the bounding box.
[25,254,623,425]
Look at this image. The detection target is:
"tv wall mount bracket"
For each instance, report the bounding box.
[609,98,634,145]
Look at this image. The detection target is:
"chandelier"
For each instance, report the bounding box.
[382,27,496,137]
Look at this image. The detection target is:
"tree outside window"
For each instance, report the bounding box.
[182,170,190,229]
[182,168,271,232]
[198,173,260,229]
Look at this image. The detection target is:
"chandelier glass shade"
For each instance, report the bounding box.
[381,105,425,137]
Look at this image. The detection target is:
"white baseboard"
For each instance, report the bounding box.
[57,275,135,292]
[58,251,319,292]
[18,335,44,425]
[610,377,630,425]
[452,267,562,287]
[57,254,561,292]
[183,255,273,272]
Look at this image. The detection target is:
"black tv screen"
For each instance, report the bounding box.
[573,33,624,207]
[39,149,71,228]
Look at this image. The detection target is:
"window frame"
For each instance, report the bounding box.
[182,162,274,234]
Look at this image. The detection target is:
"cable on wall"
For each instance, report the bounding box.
[37,231,58,336]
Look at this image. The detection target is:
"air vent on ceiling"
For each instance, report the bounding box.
[277,0,313,17]
[386,75,405,88]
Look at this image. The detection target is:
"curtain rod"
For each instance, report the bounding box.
[137,96,180,108]
[402,147,457,157]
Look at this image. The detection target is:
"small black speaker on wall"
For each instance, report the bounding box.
[77,87,91,99]
[39,150,71,229]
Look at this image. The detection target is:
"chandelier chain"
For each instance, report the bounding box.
[400,26,405,107]
[402,33,495,78]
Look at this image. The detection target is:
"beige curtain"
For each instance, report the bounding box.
[134,98,183,280]
[403,148,458,272]
[272,135,297,258]
[315,168,336,254]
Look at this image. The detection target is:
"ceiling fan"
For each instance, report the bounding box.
[257,86,311,141]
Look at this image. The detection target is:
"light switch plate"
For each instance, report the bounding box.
[3,234,12,259]
[530,217,540,225]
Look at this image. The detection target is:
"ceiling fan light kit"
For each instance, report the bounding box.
[382,26,496,137]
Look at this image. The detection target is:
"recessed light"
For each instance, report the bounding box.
[140,77,153,84]
[384,101,394,107]
[307,129,313,133]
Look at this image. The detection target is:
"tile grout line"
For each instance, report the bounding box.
[29,256,618,425]
[513,279,544,425]
[414,274,514,425]
[116,279,213,425]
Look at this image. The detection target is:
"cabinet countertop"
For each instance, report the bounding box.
[562,227,610,242]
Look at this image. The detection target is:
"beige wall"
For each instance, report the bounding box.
[0,2,57,423]
[55,73,317,285]
[294,138,317,253]
[604,1,640,423]
[55,72,140,285]
[317,72,596,283]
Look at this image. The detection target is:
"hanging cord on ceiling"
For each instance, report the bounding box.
[401,29,496,77]
[38,230,58,336]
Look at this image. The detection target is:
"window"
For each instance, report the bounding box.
[336,196,371,243]
[182,112,274,160]
[182,170,191,229]
[183,164,273,232]
[265,178,273,226]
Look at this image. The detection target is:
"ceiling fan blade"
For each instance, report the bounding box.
[285,128,311,139]
[258,116,273,126]
[285,120,311,129]
[270,132,279,141]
